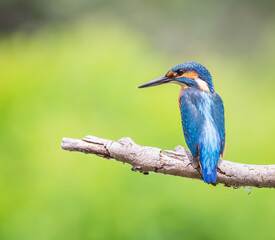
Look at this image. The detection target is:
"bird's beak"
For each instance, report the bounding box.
[138,76,172,88]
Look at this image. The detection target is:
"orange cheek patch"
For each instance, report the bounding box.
[166,70,174,77]
[181,71,199,79]
[176,71,199,79]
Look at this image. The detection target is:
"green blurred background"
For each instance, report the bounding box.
[0,0,275,239]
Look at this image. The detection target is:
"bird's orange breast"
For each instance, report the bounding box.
[178,87,189,107]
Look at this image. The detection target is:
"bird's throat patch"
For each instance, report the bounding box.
[195,78,210,93]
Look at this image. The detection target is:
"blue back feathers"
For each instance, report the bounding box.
[180,88,225,183]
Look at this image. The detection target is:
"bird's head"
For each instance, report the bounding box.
[138,62,214,93]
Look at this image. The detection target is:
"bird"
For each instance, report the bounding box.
[138,62,225,183]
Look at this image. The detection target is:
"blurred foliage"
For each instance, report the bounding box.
[0,18,274,239]
[0,0,275,56]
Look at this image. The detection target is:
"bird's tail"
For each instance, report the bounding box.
[199,144,220,184]
[201,166,217,183]
[198,120,221,183]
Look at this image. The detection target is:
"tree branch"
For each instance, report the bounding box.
[61,135,275,188]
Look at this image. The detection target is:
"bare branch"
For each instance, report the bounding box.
[61,136,275,188]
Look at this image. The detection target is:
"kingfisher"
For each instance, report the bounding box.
[138,62,225,183]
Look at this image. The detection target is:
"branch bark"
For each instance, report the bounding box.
[61,135,275,188]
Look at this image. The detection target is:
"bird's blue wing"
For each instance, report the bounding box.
[180,89,204,157]
[180,89,225,183]
[211,92,225,156]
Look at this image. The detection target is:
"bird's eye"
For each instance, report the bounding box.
[176,69,184,76]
